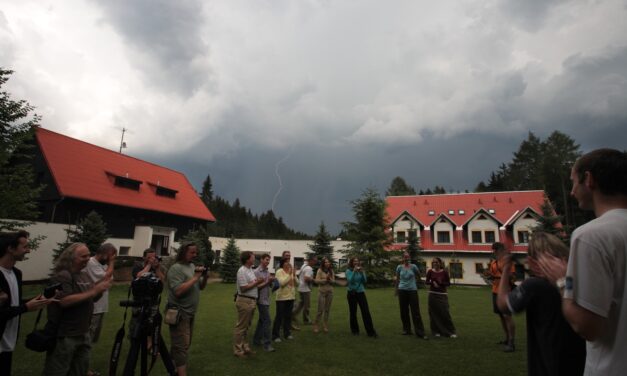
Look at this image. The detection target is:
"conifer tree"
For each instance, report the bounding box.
[532,198,568,242]
[307,222,334,264]
[220,236,240,283]
[51,211,109,271]
[342,188,394,285]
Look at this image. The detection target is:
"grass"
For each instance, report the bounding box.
[14,283,527,376]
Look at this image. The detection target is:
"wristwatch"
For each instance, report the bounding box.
[556,277,567,289]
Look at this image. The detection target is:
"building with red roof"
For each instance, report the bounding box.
[31,127,215,257]
[387,191,547,284]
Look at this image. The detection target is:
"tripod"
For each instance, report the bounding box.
[119,303,177,376]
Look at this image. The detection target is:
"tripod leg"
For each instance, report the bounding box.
[122,337,142,376]
[158,334,178,376]
[140,336,148,376]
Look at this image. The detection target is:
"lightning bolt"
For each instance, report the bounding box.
[271,153,291,212]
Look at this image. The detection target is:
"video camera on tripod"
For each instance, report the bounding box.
[111,272,177,376]
[120,272,163,308]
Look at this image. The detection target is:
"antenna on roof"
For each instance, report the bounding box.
[119,127,128,153]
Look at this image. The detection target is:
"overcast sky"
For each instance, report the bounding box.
[2,1,626,235]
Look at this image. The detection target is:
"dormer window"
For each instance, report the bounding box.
[148,182,178,199]
[458,210,465,215]
[107,171,142,191]
[448,210,455,215]
[428,210,435,216]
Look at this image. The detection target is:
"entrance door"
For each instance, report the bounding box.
[151,234,170,256]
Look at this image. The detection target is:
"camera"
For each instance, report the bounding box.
[43,283,62,298]
[129,272,163,306]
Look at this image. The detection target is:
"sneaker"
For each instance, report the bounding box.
[274,338,282,343]
[503,343,515,352]
[263,345,276,352]
[450,334,457,338]
[291,324,301,331]
[417,335,429,340]
[434,334,441,337]
[401,331,411,335]
[287,335,294,340]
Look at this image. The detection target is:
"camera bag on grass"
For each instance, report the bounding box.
[25,308,57,352]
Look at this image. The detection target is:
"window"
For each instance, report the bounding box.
[488,209,495,214]
[475,263,484,274]
[458,210,465,215]
[294,257,304,270]
[338,258,347,268]
[517,230,530,244]
[215,250,221,263]
[428,210,435,216]
[156,186,177,198]
[437,231,450,243]
[396,231,406,243]
[485,231,496,244]
[119,246,130,256]
[114,176,142,191]
[273,256,282,270]
[448,210,455,215]
[471,231,482,243]
[450,262,463,279]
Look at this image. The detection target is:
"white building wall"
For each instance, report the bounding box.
[132,226,153,257]
[4,220,178,281]
[209,237,351,274]
[513,217,537,244]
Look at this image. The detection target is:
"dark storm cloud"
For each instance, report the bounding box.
[91,0,211,96]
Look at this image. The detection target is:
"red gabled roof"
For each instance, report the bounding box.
[387,191,545,228]
[36,127,215,222]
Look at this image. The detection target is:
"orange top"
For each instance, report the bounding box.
[489,259,515,293]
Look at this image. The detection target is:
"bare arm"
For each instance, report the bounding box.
[496,255,512,313]
[537,254,608,341]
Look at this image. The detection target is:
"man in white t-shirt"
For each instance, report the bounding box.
[0,230,51,375]
[84,243,117,344]
[539,148,627,376]
[233,251,263,358]
[292,255,317,327]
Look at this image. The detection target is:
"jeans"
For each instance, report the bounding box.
[272,300,294,339]
[253,304,272,346]
[347,291,376,336]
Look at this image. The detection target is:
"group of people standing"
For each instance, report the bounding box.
[231,249,459,361]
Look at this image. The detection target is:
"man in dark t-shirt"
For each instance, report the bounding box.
[496,232,585,376]
[507,277,585,375]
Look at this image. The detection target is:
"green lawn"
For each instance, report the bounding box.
[14,283,527,376]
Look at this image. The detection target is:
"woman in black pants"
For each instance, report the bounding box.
[346,258,377,338]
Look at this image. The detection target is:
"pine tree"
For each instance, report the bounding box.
[200,174,213,206]
[180,224,215,268]
[220,237,240,283]
[51,211,109,271]
[532,198,567,242]
[406,230,421,263]
[307,222,335,264]
[386,176,416,196]
[342,188,394,286]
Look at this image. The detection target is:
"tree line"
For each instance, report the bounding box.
[199,175,311,240]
